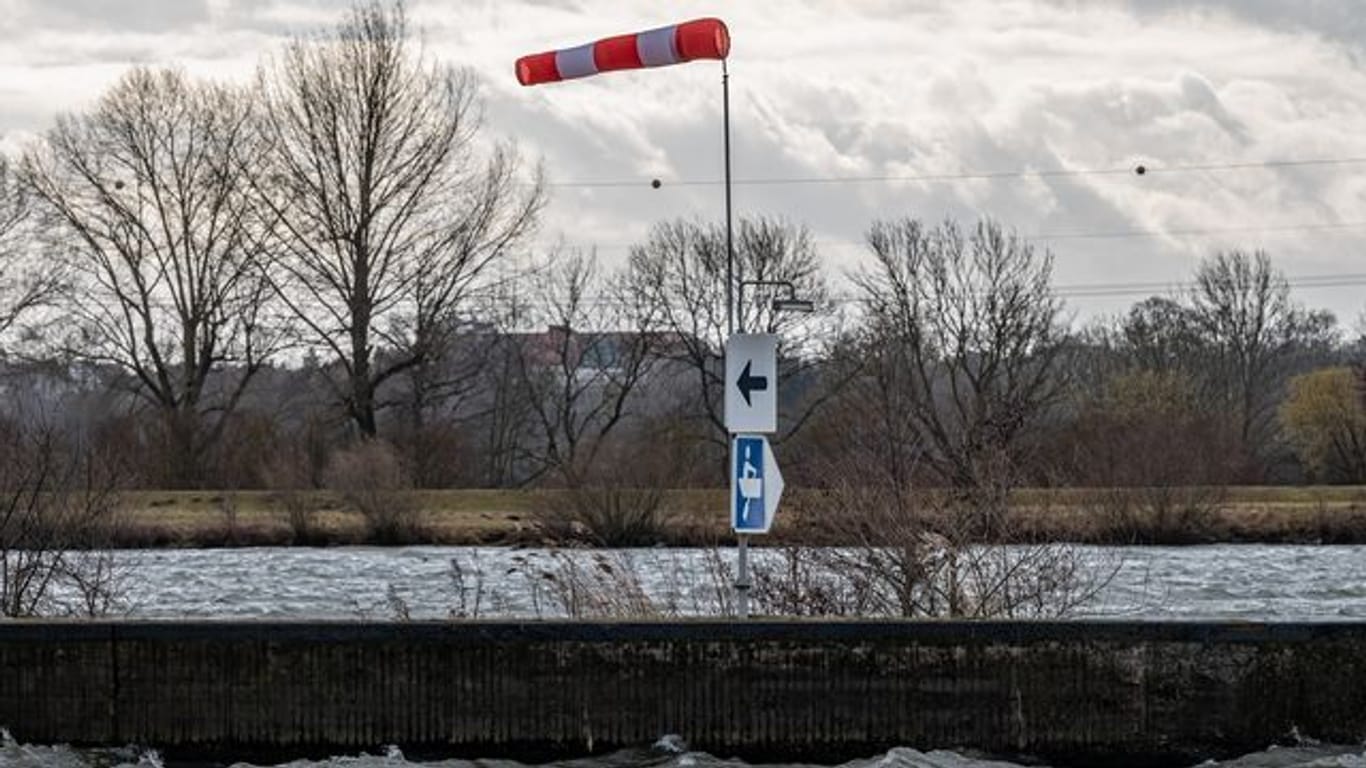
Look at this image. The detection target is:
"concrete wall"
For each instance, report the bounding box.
[2,621,1365,766]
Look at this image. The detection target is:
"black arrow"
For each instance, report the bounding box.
[736,360,769,406]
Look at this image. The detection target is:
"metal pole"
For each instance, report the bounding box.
[737,536,751,618]
[722,59,750,620]
[724,59,735,339]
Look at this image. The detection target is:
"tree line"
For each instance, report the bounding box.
[0,1,1361,499]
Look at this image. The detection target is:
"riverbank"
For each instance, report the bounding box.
[105,486,1366,548]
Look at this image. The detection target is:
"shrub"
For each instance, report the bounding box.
[322,440,420,544]
[517,550,660,619]
[531,438,679,546]
[1280,367,1366,483]
[261,448,323,545]
[1089,485,1225,545]
[797,456,1113,618]
[534,483,671,547]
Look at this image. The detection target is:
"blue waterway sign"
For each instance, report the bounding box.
[732,434,783,534]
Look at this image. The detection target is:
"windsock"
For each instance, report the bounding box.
[516,18,730,86]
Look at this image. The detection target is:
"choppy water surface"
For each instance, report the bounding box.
[3,733,1366,768]
[96,544,1366,620]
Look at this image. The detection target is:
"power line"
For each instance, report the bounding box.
[1143,157,1366,174]
[532,219,1366,255]
[543,155,1366,190]
[459,271,1366,311]
[1051,272,1366,299]
[808,274,1366,304]
[547,166,1131,188]
[1027,220,1366,242]
[837,272,1366,301]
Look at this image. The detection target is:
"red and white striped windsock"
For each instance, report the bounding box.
[515,18,730,87]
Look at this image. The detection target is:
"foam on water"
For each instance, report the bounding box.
[4,731,1366,768]
[0,729,160,768]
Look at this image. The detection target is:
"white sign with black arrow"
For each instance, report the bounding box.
[724,333,778,434]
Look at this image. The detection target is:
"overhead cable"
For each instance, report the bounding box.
[543,156,1366,189]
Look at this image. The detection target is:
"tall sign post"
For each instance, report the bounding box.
[518,18,783,618]
[725,334,783,617]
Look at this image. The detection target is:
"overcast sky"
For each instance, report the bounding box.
[2,0,1365,326]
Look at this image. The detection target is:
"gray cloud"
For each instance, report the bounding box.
[27,0,210,31]
[1118,0,1366,53]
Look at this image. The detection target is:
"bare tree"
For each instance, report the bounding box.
[477,338,539,487]
[1191,250,1336,464]
[795,326,922,510]
[390,281,525,486]
[22,67,277,488]
[1121,296,1208,374]
[509,252,662,485]
[0,156,64,345]
[254,1,543,438]
[0,420,128,618]
[625,216,834,447]
[855,218,1065,532]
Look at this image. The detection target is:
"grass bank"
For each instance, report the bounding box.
[106,486,1366,548]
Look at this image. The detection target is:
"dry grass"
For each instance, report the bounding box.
[107,486,1366,548]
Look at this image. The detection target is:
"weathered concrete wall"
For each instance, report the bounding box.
[2,621,1365,766]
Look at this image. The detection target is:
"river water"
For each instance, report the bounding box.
[95,544,1366,620]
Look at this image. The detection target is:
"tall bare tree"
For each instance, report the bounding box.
[254,1,543,438]
[1191,250,1336,458]
[625,216,833,447]
[855,218,1065,530]
[23,68,276,488]
[0,156,64,344]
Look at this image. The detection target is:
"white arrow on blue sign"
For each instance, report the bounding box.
[732,434,783,534]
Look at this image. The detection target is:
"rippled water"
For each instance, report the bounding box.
[3,732,1366,768]
[86,544,1366,620]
